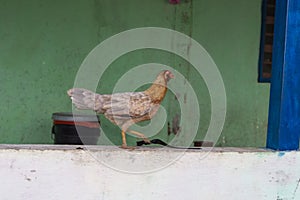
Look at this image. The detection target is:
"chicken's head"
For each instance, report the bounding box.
[163,70,175,82]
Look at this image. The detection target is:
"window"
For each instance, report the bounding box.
[258,0,276,82]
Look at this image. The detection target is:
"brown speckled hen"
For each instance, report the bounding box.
[67,70,174,148]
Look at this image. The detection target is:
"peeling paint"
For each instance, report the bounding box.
[278,152,285,157]
[174,93,180,100]
[172,113,181,135]
[167,122,171,135]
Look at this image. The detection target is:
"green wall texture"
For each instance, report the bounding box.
[0,0,269,147]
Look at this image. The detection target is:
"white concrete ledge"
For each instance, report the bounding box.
[0,145,299,200]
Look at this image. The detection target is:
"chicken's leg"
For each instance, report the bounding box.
[127,130,151,144]
[120,130,135,150]
[121,130,127,148]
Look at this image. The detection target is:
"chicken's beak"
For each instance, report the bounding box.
[169,73,175,79]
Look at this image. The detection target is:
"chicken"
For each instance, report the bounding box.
[67,70,174,148]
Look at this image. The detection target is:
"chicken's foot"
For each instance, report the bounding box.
[128,130,151,144]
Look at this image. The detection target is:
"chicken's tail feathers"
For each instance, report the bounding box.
[67,88,103,112]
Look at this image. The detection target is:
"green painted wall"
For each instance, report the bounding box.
[0,0,269,147]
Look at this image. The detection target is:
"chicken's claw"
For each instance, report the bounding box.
[143,138,151,144]
[120,144,135,150]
